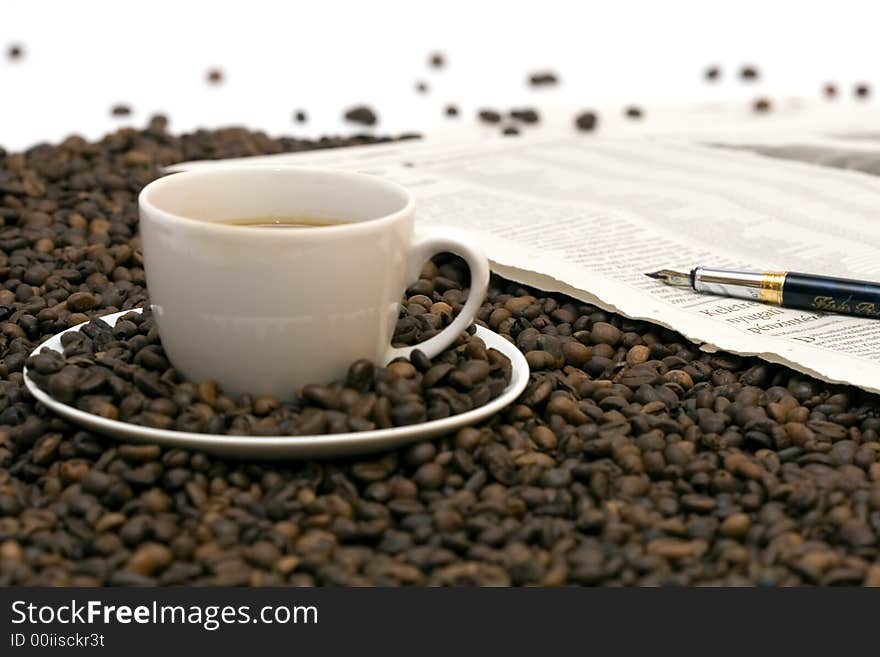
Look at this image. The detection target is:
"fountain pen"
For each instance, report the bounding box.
[645,267,880,319]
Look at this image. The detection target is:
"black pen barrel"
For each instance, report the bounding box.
[783,272,880,318]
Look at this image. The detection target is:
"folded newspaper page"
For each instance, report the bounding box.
[170,134,880,394]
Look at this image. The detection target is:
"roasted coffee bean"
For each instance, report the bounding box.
[501,126,520,136]
[253,395,279,416]
[740,65,759,81]
[415,81,429,94]
[477,109,502,124]
[624,106,643,120]
[528,71,559,87]
[293,110,307,123]
[387,361,417,379]
[591,322,621,346]
[423,363,454,387]
[117,444,161,463]
[575,111,598,132]
[126,543,172,576]
[428,52,445,69]
[301,385,341,410]
[391,401,427,426]
[753,98,772,113]
[413,462,445,489]
[346,359,375,392]
[207,68,224,84]
[344,105,378,126]
[855,83,871,100]
[509,108,540,124]
[7,43,23,60]
[410,349,431,373]
[444,104,459,117]
[704,65,720,81]
[111,104,132,117]
[824,83,838,99]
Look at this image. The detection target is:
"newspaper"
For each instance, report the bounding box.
[169,133,880,395]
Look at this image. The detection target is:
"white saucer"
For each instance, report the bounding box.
[23,309,530,459]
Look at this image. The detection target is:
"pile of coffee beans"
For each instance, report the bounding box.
[25,302,512,435]
[2,124,880,586]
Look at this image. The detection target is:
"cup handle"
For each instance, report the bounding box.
[383,228,490,364]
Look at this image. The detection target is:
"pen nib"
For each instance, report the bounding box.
[644,269,692,287]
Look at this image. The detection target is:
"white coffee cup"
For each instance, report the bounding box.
[138,166,490,400]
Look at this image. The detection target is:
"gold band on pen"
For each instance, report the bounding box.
[759,271,787,305]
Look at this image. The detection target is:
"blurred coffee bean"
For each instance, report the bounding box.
[344,105,378,126]
[753,98,772,113]
[624,106,643,120]
[740,65,759,81]
[528,71,559,87]
[509,108,540,124]
[575,111,598,132]
[31,302,509,437]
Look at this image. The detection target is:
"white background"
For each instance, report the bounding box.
[1,0,879,150]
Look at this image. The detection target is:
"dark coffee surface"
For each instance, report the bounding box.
[220,216,342,229]
[2,123,880,586]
